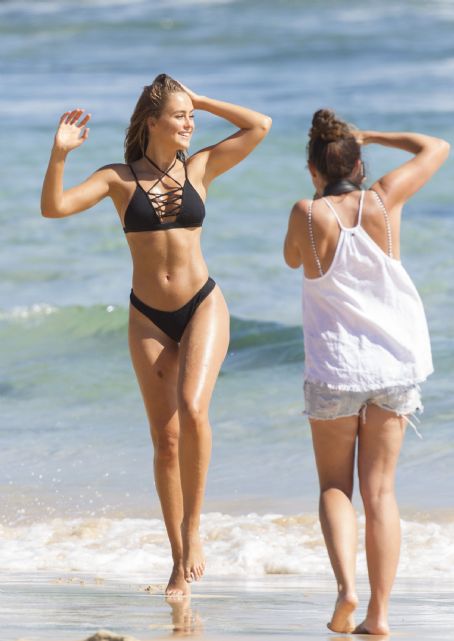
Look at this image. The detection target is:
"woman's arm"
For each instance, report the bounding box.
[41,109,113,218]
[356,130,450,209]
[182,85,272,188]
[284,201,306,269]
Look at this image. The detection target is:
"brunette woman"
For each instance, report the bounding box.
[284,109,449,634]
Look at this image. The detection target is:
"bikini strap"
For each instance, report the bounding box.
[145,154,183,188]
[307,200,324,277]
[370,190,393,258]
[128,163,140,186]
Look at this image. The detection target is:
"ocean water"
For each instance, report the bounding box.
[1,0,453,584]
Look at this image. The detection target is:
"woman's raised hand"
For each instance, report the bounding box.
[178,82,203,108]
[54,109,91,153]
[352,130,367,146]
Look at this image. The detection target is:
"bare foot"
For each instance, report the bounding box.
[165,562,191,597]
[354,618,390,635]
[327,592,358,633]
[181,523,205,583]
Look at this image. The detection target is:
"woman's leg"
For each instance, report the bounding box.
[177,286,230,582]
[356,404,406,635]
[128,306,187,595]
[310,416,360,633]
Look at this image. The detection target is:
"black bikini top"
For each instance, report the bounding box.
[123,155,206,233]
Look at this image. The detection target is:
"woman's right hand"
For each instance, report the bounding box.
[54,109,91,153]
[352,130,370,146]
[42,108,114,219]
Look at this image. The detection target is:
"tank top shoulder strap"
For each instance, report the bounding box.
[321,197,344,229]
[307,200,324,277]
[369,189,393,258]
[356,189,366,226]
[322,191,366,229]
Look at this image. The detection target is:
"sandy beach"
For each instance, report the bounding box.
[2,573,453,641]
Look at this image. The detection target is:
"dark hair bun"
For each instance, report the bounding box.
[310,109,351,143]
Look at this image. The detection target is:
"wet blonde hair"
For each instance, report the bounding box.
[124,73,185,164]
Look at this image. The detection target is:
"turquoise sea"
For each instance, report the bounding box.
[0,2,453,634]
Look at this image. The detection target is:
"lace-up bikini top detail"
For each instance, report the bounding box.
[123,155,205,233]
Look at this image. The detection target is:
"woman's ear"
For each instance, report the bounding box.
[357,158,366,182]
[147,116,157,130]
[351,158,366,184]
[308,161,317,179]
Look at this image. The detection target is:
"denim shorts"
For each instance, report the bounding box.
[304,380,423,423]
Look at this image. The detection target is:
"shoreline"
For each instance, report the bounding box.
[2,573,453,641]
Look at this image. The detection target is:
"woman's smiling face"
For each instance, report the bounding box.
[149,91,194,151]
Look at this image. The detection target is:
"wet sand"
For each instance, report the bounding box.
[2,573,453,641]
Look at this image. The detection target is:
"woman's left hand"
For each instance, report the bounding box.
[178,82,204,108]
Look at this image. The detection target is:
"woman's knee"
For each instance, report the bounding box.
[153,429,180,464]
[320,483,353,502]
[318,467,354,500]
[359,478,395,512]
[178,396,209,431]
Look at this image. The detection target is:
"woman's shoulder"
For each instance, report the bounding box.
[186,150,210,170]
[290,198,312,219]
[287,199,313,241]
[94,163,134,184]
[96,162,130,174]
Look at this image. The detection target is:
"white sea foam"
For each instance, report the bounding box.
[0,303,58,321]
[0,513,452,580]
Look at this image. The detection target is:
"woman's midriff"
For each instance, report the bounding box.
[126,228,209,311]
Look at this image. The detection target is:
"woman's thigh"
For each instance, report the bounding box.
[177,285,230,411]
[358,404,406,495]
[310,417,359,495]
[128,305,180,441]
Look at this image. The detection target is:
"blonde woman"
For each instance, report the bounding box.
[41,74,271,595]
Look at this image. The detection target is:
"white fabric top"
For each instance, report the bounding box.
[302,191,433,391]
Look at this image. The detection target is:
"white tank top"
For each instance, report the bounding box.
[302,190,433,391]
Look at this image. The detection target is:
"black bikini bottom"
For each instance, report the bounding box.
[130,277,216,343]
